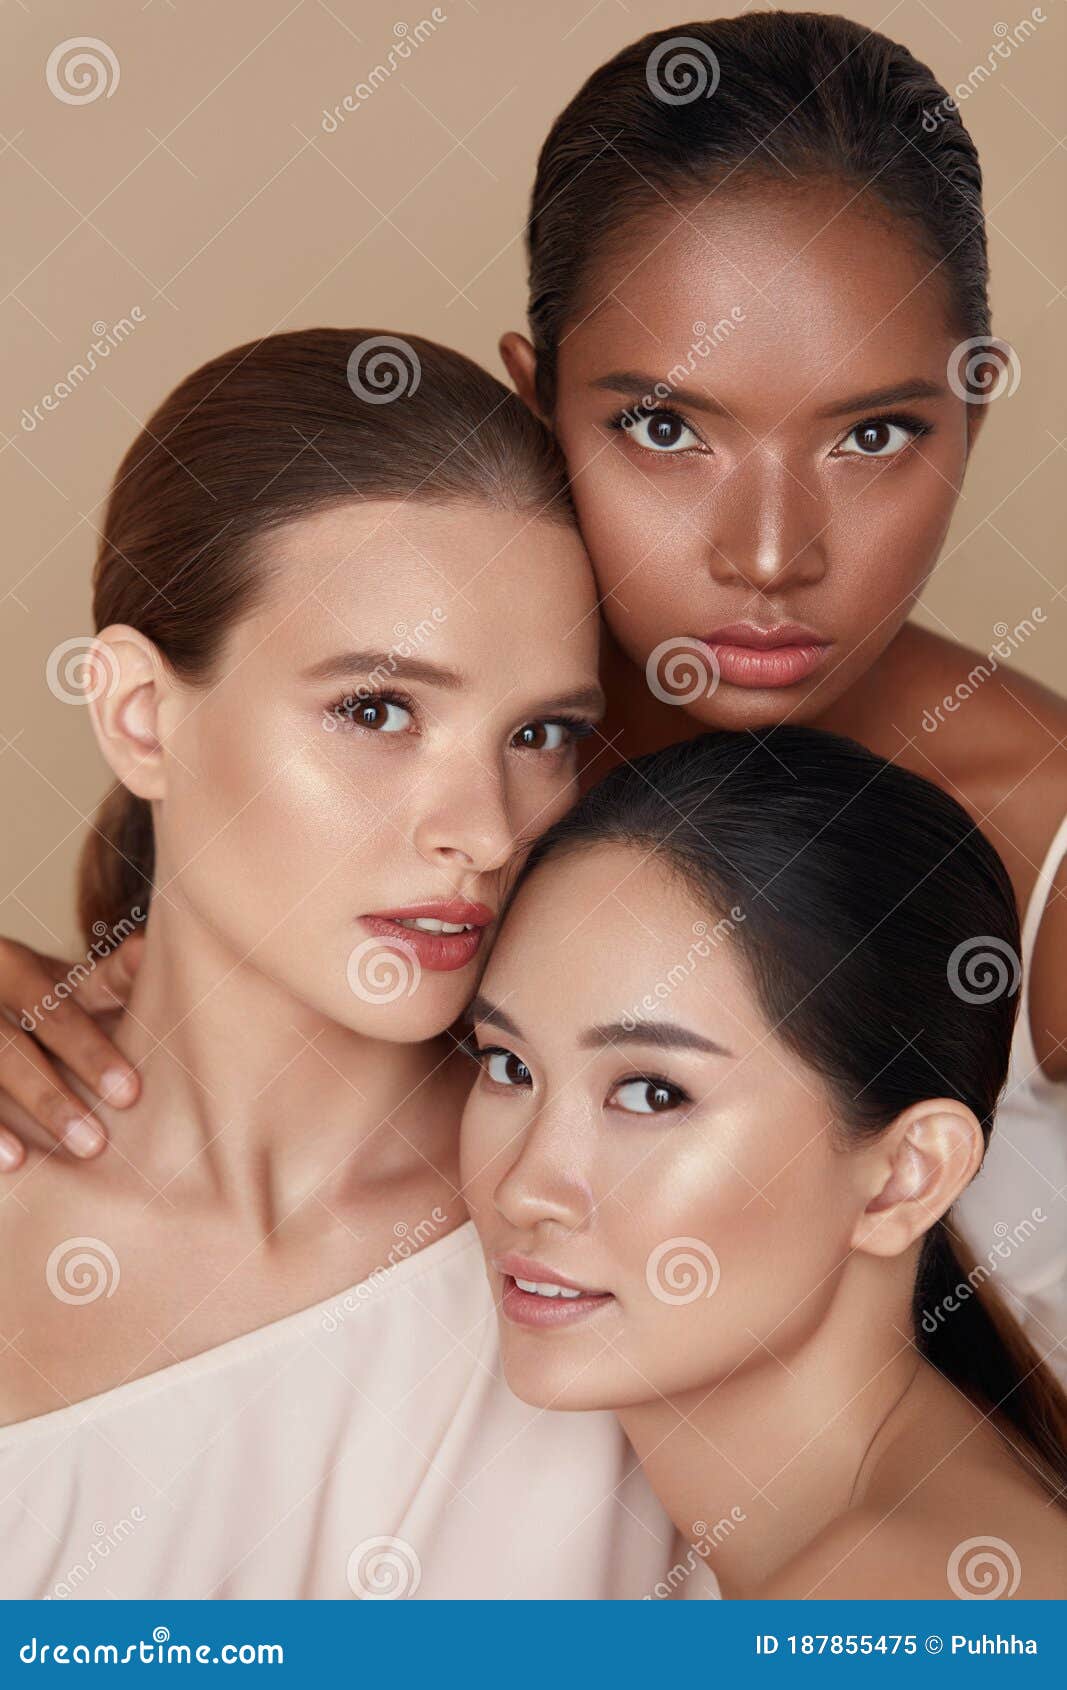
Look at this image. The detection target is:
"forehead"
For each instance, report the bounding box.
[485,845,765,1046]
[228,498,599,671]
[559,182,955,418]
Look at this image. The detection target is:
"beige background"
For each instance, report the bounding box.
[2,0,1064,952]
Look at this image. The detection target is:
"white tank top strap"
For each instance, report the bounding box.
[1010,808,1067,1085]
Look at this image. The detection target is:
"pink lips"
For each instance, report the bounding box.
[699,621,831,690]
[493,1252,615,1330]
[360,899,494,973]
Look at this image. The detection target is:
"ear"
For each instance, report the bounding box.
[85,624,171,802]
[499,331,550,426]
[849,1099,985,1259]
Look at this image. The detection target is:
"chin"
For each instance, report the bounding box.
[496,1341,618,1413]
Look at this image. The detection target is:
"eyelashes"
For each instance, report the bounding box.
[325,688,597,750]
[606,403,934,460]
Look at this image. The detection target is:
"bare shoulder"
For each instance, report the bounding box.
[897,625,1067,820]
[757,1446,1067,1601]
[888,627,1067,1078]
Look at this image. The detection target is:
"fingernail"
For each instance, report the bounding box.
[0,1137,22,1171]
[64,1118,106,1158]
[100,1066,137,1104]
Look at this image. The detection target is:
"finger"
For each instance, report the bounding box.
[16,945,141,1108]
[0,1126,26,1172]
[0,1024,107,1156]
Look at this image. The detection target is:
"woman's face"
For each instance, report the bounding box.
[151,499,602,1042]
[460,844,866,1410]
[543,183,980,729]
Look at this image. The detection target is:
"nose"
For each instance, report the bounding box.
[412,743,516,876]
[492,1098,596,1235]
[701,441,828,593]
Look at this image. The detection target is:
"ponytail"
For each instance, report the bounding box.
[76,781,154,945]
[916,1220,1067,1499]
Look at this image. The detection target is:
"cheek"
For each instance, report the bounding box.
[609,1115,852,1379]
[159,706,398,949]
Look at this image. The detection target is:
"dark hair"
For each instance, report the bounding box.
[525,11,989,411]
[78,328,574,941]
[514,725,1067,1505]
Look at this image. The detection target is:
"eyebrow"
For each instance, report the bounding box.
[467,995,524,1039]
[301,649,465,688]
[467,995,733,1059]
[590,370,946,422]
[581,1021,734,1058]
[301,650,605,715]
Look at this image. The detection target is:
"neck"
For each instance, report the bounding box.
[103,897,463,1222]
[617,1251,924,1597]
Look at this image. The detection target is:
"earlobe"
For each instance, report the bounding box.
[499,332,549,426]
[850,1101,985,1259]
[86,625,169,803]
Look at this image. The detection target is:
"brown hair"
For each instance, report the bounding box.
[77,328,574,942]
[524,11,990,412]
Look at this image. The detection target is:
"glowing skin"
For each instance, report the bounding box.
[118,499,602,1049]
[504,184,983,735]
[0,499,603,1425]
[461,845,1067,1598]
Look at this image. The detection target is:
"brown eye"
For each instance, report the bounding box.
[482,1049,532,1087]
[838,419,918,459]
[334,695,412,733]
[611,1078,687,1115]
[623,409,702,454]
[513,721,570,752]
